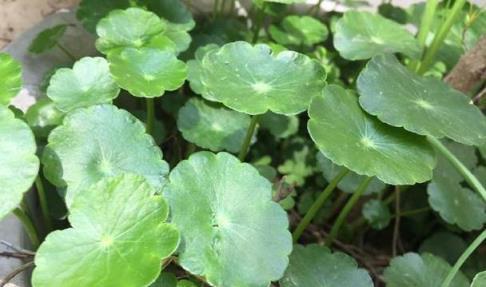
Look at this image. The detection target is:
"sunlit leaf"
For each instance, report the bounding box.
[47,57,120,112]
[164,152,292,287]
[43,104,169,206]
[0,107,39,219]
[334,11,420,60]
[108,47,186,98]
[0,53,22,106]
[32,174,179,287]
[197,41,326,115]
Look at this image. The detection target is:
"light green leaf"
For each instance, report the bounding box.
[334,11,420,60]
[95,8,171,54]
[47,57,120,112]
[32,174,180,287]
[362,199,391,230]
[419,232,467,265]
[25,97,64,138]
[280,244,373,287]
[165,24,191,53]
[308,85,436,185]
[177,98,251,153]
[29,25,67,54]
[278,138,316,186]
[316,152,386,195]
[0,106,39,219]
[187,44,219,95]
[198,41,326,115]
[472,272,486,287]
[43,104,169,206]
[164,152,292,287]
[269,16,328,47]
[259,112,299,139]
[108,47,187,98]
[357,54,486,146]
[0,53,22,106]
[427,175,486,231]
[384,253,470,287]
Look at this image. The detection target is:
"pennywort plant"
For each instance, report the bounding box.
[0,0,485,286]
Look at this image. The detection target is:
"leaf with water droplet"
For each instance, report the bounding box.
[357,54,486,146]
[32,174,179,287]
[43,104,169,206]
[164,152,292,287]
[334,11,420,60]
[0,106,39,220]
[308,85,436,185]
[196,41,326,115]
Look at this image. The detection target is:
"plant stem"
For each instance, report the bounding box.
[238,115,259,161]
[441,229,486,287]
[409,0,439,71]
[326,176,372,246]
[310,0,324,16]
[427,136,486,201]
[392,186,401,256]
[56,43,76,62]
[251,8,264,44]
[146,98,155,136]
[417,0,466,74]
[293,168,349,242]
[12,208,40,248]
[213,0,220,18]
[35,176,53,232]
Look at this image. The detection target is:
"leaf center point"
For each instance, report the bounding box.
[251,81,272,95]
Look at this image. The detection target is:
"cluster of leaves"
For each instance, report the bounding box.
[0,0,485,286]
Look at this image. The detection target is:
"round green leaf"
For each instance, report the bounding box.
[76,0,131,32]
[384,253,470,287]
[419,232,467,265]
[334,11,420,60]
[269,16,328,47]
[25,97,64,138]
[362,199,391,230]
[164,152,292,287]
[357,54,486,146]
[165,24,191,53]
[43,104,169,206]
[95,8,169,54]
[32,174,180,287]
[433,141,478,183]
[47,57,120,112]
[177,98,251,153]
[0,106,39,219]
[280,244,373,287]
[472,272,486,287]
[109,47,187,98]
[316,152,386,195]
[198,41,326,115]
[0,53,22,106]
[187,44,219,95]
[29,25,67,54]
[259,111,299,139]
[144,0,195,31]
[427,175,486,231]
[308,85,436,185]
